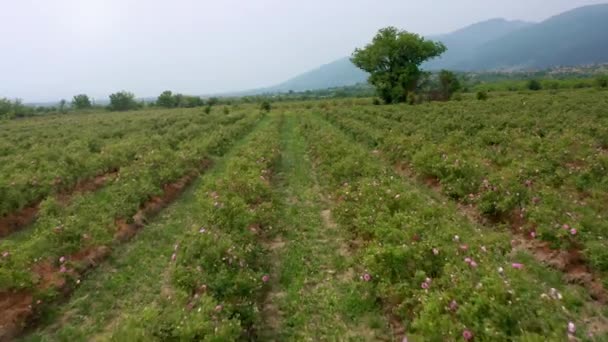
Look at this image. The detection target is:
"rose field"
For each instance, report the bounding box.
[1,88,608,341]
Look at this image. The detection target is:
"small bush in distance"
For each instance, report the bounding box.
[260,101,271,112]
[477,91,488,101]
[527,79,542,91]
[596,75,608,88]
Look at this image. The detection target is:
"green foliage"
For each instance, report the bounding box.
[596,75,608,88]
[260,101,272,112]
[438,70,461,100]
[527,79,542,91]
[476,91,489,100]
[71,94,92,110]
[0,98,35,119]
[156,90,176,108]
[108,91,139,111]
[351,27,446,104]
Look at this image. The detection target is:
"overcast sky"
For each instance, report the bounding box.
[1,0,607,102]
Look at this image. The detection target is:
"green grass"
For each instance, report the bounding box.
[258,113,391,340]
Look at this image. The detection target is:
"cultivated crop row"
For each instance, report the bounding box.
[322,90,608,287]
[107,115,282,340]
[300,112,602,340]
[0,109,242,219]
[0,110,264,340]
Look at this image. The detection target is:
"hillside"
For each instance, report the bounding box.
[265,57,367,93]
[266,4,608,91]
[458,4,608,70]
[425,18,532,69]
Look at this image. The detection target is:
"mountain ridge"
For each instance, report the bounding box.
[263,4,608,92]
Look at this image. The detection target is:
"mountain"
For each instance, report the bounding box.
[264,4,608,92]
[424,18,532,69]
[265,57,367,93]
[456,4,608,70]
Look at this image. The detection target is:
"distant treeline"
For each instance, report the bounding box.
[2,74,607,120]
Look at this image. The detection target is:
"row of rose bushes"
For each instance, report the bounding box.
[0,111,264,294]
[108,115,282,340]
[300,112,594,341]
[321,90,608,277]
[0,108,246,218]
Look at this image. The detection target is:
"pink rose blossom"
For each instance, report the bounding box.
[421,282,430,289]
[362,273,372,282]
[464,257,472,264]
[463,329,473,340]
[570,228,577,236]
[563,224,570,230]
[470,261,478,268]
[262,274,270,283]
[512,263,524,269]
[59,266,67,273]
[530,231,537,238]
[449,300,458,311]
[59,256,66,264]
[568,321,576,334]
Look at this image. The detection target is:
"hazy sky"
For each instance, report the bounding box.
[1,0,607,102]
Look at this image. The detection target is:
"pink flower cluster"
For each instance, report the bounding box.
[421,277,432,290]
[464,257,478,268]
[361,273,372,282]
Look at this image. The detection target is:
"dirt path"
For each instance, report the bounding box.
[258,113,391,340]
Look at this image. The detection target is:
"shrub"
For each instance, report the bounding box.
[527,79,542,91]
[596,75,608,88]
[260,101,272,112]
[476,91,488,101]
[108,91,139,111]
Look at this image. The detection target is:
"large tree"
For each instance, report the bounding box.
[351,27,446,103]
[72,94,92,109]
[157,90,176,108]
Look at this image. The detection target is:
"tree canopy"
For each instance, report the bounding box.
[108,91,139,111]
[72,94,92,109]
[351,27,446,103]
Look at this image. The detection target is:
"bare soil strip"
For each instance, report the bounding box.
[0,162,210,341]
[0,169,119,239]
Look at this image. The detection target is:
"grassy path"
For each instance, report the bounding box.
[19,117,268,342]
[259,113,391,340]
